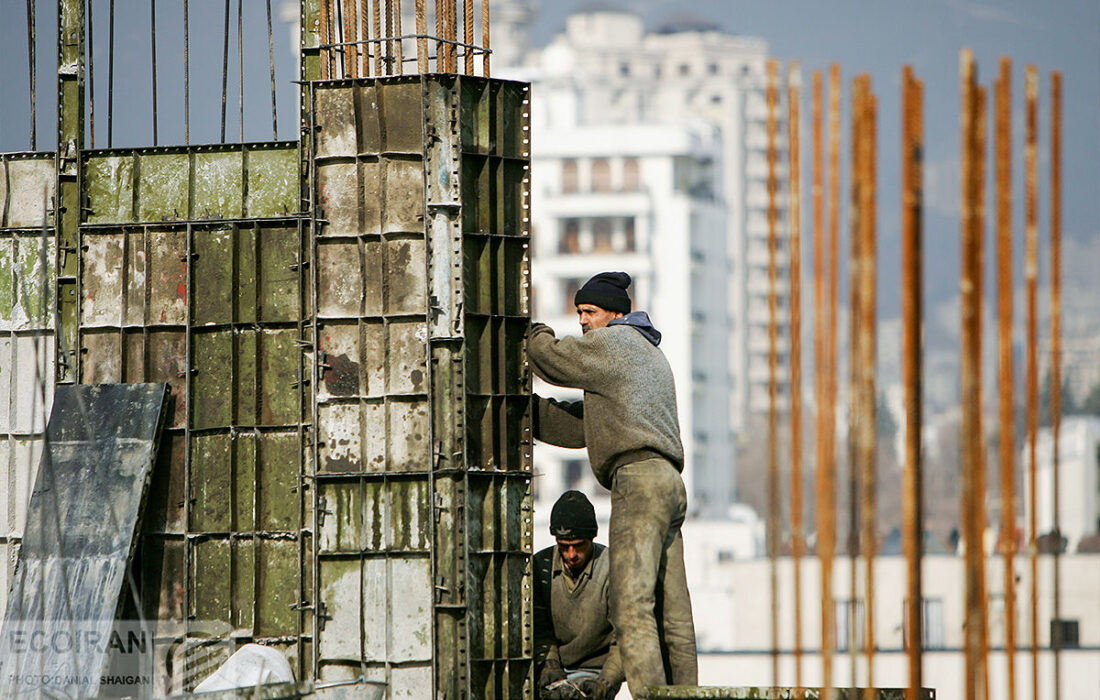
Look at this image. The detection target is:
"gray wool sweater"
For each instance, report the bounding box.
[527,316,684,489]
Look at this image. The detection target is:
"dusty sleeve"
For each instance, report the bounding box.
[526,323,608,391]
[533,554,562,671]
[533,395,586,448]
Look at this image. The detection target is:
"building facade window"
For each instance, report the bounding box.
[591,159,612,193]
[622,158,640,192]
[559,219,581,254]
[903,597,945,650]
[835,598,865,652]
[562,159,579,193]
[622,217,636,252]
[592,217,615,252]
[563,278,584,314]
[563,459,586,490]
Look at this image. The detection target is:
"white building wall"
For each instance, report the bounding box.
[1026,416,1100,551]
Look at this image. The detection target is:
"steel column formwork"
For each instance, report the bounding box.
[307,75,532,699]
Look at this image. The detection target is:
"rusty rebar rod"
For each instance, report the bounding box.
[464,0,474,74]
[267,0,278,137]
[151,0,159,145]
[394,0,404,75]
[823,62,842,699]
[482,0,490,76]
[373,0,382,76]
[975,82,992,700]
[1050,69,1063,700]
[901,64,924,700]
[434,0,443,73]
[184,0,190,143]
[237,0,244,141]
[415,0,428,74]
[765,58,782,690]
[108,0,115,146]
[88,0,95,147]
[847,74,863,689]
[1024,64,1039,700]
[220,0,230,140]
[346,0,359,77]
[959,49,989,700]
[788,62,805,693]
[26,0,36,150]
[994,56,1017,700]
[858,79,878,699]
[811,68,832,697]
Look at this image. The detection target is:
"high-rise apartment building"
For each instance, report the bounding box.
[511,7,788,518]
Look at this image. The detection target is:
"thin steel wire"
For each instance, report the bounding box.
[787,61,805,694]
[220,0,230,141]
[994,56,1017,700]
[238,0,244,142]
[108,0,115,147]
[1050,69,1063,700]
[26,0,36,149]
[88,0,95,148]
[901,65,925,700]
[1024,64,1040,700]
[150,0,159,145]
[184,0,189,144]
[764,57,782,690]
[267,0,278,138]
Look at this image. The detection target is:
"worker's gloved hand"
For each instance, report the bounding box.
[537,661,567,698]
[577,676,613,700]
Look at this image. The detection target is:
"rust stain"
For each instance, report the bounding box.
[324,353,360,396]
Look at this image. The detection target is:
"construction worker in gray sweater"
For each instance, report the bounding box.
[527,272,698,697]
[534,491,624,700]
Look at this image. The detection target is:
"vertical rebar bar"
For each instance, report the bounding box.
[959,49,989,700]
[975,82,992,700]
[150,0,159,145]
[394,0,404,75]
[220,0,230,140]
[847,74,863,689]
[995,56,1017,700]
[464,0,474,74]
[415,0,428,74]
[88,0,95,147]
[901,64,925,700]
[184,0,189,144]
[434,0,443,73]
[1049,68,1063,700]
[26,0,37,149]
[346,0,359,77]
[787,62,805,694]
[858,80,878,699]
[319,0,331,79]
[267,0,278,138]
[108,0,115,147]
[373,0,382,76]
[812,69,831,698]
[361,0,370,76]
[482,0,490,76]
[1024,64,1040,700]
[237,0,244,141]
[384,0,393,74]
[765,58,782,690]
[823,62,842,699]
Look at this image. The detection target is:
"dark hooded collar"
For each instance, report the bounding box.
[607,311,662,346]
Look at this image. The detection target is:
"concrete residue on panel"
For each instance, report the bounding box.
[3,158,55,229]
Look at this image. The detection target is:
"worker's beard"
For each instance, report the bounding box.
[580,324,591,334]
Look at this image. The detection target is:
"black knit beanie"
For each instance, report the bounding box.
[549,490,598,540]
[573,272,631,314]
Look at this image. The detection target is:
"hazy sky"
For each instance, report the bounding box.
[0,0,1096,321]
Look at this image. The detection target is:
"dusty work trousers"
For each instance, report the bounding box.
[608,457,698,696]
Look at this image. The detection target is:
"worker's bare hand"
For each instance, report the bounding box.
[542,678,586,700]
[577,677,612,700]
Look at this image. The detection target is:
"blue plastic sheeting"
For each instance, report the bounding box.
[0,383,168,699]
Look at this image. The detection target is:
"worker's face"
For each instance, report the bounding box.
[556,537,594,576]
[576,304,623,334]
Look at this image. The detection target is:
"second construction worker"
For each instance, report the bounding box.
[528,272,698,697]
[534,491,623,700]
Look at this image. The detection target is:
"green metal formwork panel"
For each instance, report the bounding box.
[0,153,58,618]
[309,75,532,700]
[75,142,311,693]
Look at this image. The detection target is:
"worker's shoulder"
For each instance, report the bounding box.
[533,544,556,565]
